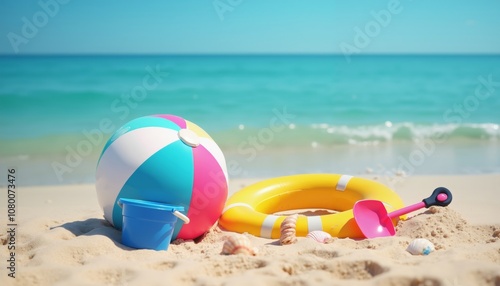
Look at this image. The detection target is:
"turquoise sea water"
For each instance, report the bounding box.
[1,55,499,185]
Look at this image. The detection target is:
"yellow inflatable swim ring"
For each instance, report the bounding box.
[219,174,405,239]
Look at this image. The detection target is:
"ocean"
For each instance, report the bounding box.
[1,55,499,186]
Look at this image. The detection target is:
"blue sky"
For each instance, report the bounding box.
[0,0,499,55]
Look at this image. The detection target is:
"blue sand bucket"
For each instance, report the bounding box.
[118,198,190,250]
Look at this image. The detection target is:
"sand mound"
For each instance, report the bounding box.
[397,206,500,247]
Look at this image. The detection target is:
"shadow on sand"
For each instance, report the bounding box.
[51,218,132,250]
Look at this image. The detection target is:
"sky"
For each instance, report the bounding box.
[0,0,499,55]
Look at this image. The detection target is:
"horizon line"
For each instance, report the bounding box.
[1,52,499,57]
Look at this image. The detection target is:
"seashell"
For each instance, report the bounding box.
[406,238,435,255]
[279,214,298,245]
[221,234,257,256]
[306,230,332,243]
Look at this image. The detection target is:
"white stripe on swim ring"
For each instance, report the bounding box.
[307,216,323,233]
[222,203,254,214]
[336,175,353,191]
[260,215,280,238]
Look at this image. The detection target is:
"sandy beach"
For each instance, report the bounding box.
[1,174,499,286]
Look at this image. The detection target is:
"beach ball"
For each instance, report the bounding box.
[95,114,228,240]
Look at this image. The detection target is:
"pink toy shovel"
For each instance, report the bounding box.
[353,187,452,238]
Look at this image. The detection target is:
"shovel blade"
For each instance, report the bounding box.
[353,200,396,238]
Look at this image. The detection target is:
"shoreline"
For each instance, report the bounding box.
[3,142,500,187]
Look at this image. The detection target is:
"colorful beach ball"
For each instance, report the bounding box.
[95,114,228,240]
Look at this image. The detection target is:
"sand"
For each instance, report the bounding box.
[1,174,500,286]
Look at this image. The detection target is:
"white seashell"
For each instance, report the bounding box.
[306,231,332,243]
[406,238,435,255]
[279,214,298,245]
[221,234,257,256]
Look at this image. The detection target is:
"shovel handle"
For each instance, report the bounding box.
[388,187,452,219]
[422,187,452,208]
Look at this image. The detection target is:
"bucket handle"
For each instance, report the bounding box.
[173,211,190,224]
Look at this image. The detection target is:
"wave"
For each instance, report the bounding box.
[213,122,500,148]
[1,122,499,158]
[313,122,499,143]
